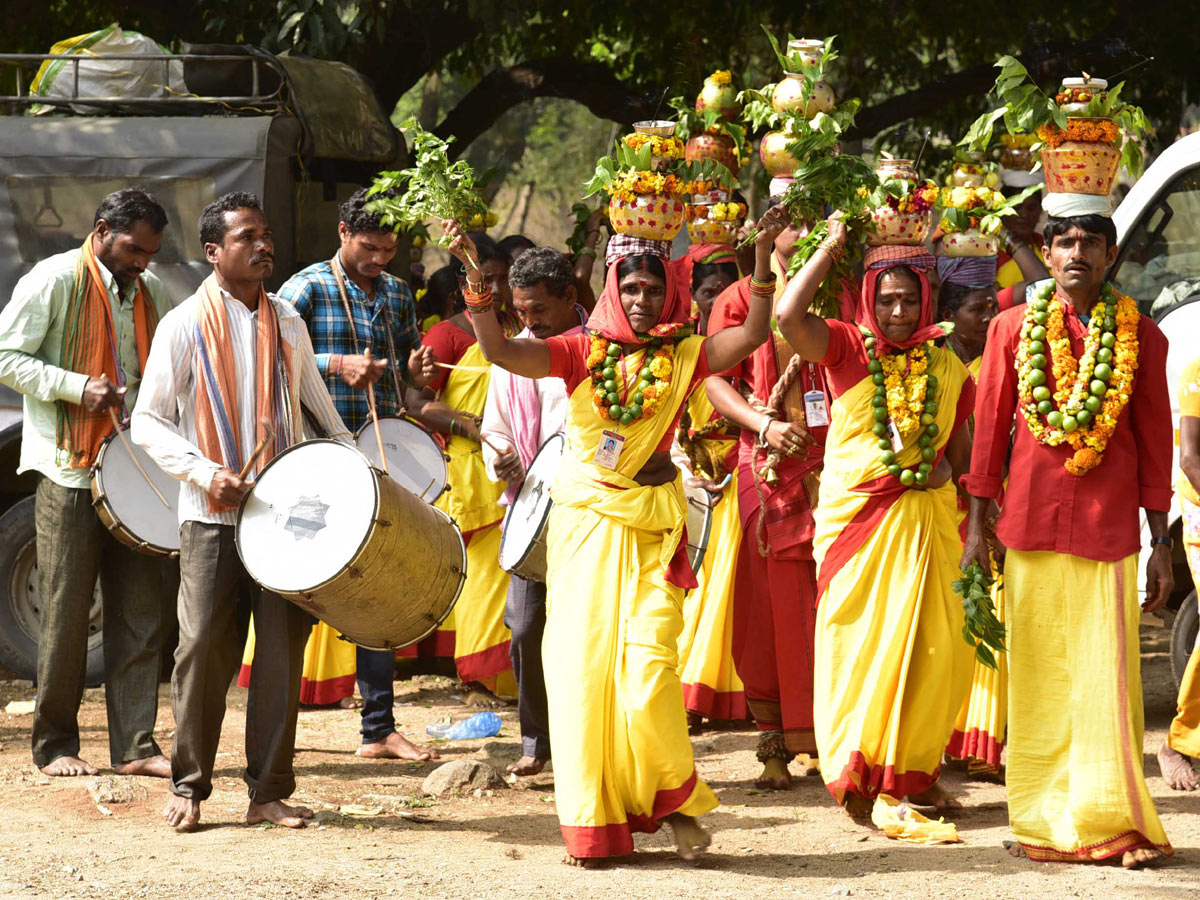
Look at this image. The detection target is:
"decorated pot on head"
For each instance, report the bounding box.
[772,72,835,119]
[686,197,746,244]
[868,159,934,247]
[685,131,739,171]
[695,70,741,122]
[951,155,988,187]
[608,191,686,241]
[626,121,684,172]
[942,228,1000,258]
[1000,133,1037,172]
[760,130,799,177]
[1040,119,1121,198]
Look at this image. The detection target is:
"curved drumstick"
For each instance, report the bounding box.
[238,418,276,480]
[107,407,171,509]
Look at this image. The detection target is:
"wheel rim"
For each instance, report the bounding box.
[9,536,103,653]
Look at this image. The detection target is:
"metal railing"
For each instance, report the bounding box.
[0,51,289,113]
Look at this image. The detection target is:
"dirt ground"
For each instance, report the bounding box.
[0,628,1198,900]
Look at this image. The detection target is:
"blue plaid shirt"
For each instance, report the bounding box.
[280,256,421,433]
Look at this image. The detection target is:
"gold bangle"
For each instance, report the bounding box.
[819,239,846,264]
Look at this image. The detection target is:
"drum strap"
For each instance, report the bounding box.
[329,255,407,415]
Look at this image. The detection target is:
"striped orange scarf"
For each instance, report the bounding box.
[194,274,295,511]
[56,234,158,468]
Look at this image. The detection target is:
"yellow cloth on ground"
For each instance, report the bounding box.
[676,388,744,719]
[1168,495,1200,756]
[433,341,511,684]
[812,345,974,803]
[241,620,357,705]
[1005,549,1172,861]
[545,335,718,859]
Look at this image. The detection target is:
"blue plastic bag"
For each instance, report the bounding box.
[425,711,503,740]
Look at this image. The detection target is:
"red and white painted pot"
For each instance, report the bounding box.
[608,192,686,240]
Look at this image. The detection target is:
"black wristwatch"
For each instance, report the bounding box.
[1150,536,1173,550]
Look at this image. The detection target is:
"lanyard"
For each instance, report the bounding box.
[330,255,406,413]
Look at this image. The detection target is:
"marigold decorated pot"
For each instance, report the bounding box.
[1041,138,1121,196]
[685,132,739,171]
[875,158,919,183]
[608,192,686,240]
[1057,77,1108,115]
[942,228,999,258]
[867,206,932,247]
[696,81,741,122]
[691,188,731,205]
[951,162,987,188]
[760,131,798,178]
[771,72,835,119]
[687,208,739,244]
[633,120,676,137]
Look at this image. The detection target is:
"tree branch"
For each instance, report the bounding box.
[433,58,660,155]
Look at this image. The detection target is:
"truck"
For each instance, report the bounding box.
[0,44,405,681]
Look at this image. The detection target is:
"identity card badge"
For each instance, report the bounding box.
[592,429,626,470]
[803,390,830,428]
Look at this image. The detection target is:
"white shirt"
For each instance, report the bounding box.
[481,330,569,493]
[131,284,351,527]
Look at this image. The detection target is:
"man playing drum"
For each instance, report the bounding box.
[132,192,350,831]
[0,188,174,779]
[274,187,439,762]
[481,247,586,776]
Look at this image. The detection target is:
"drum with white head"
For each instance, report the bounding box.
[682,475,715,574]
[498,433,565,583]
[354,416,448,503]
[90,429,180,558]
[236,440,465,649]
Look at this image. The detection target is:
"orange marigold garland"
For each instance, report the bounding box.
[1036,118,1121,149]
[589,334,678,425]
[1015,282,1138,475]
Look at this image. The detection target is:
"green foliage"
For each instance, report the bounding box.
[367,118,488,241]
[953,561,1007,669]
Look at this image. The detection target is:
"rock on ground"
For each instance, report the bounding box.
[422,759,507,797]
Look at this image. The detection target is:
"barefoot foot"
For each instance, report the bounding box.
[754,757,792,790]
[1003,840,1027,859]
[563,854,607,869]
[906,782,962,810]
[506,755,549,776]
[39,755,97,777]
[687,713,704,736]
[113,754,171,778]
[843,793,874,821]
[357,732,439,762]
[246,799,314,829]
[337,696,363,710]
[664,813,711,861]
[164,795,201,831]
[795,753,821,777]
[1157,743,1199,791]
[463,682,505,709]
[1122,847,1164,869]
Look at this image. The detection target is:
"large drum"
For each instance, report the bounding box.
[235,440,465,649]
[497,433,565,583]
[682,477,715,575]
[354,416,448,503]
[90,429,180,558]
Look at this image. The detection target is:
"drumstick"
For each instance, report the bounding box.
[237,419,275,481]
[434,361,493,374]
[365,350,390,477]
[106,407,171,509]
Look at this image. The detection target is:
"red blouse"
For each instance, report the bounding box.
[962,299,1173,562]
[423,320,477,393]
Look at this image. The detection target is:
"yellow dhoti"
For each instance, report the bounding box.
[1168,496,1200,757]
[1005,549,1172,861]
[545,334,717,858]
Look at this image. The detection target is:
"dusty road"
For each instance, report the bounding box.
[0,628,1198,900]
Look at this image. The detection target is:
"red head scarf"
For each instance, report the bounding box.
[672,243,739,300]
[587,252,694,344]
[859,245,946,353]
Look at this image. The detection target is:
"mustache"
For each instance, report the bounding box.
[251,252,274,264]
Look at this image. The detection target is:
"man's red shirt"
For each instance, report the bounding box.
[962,296,1172,562]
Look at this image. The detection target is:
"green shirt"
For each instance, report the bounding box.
[0,247,173,488]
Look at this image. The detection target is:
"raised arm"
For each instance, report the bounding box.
[443,220,551,378]
[701,205,788,374]
[774,214,847,363]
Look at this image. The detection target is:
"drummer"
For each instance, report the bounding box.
[0,188,175,780]
[273,187,439,763]
[480,247,587,776]
[131,192,351,832]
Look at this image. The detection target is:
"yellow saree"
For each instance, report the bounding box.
[545,334,719,858]
[676,387,746,721]
[812,343,974,803]
[434,342,513,689]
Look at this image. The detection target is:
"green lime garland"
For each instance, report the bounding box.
[865,333,940,486]
[592,339,663,426]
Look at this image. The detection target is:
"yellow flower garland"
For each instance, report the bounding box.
[879,345,929,438]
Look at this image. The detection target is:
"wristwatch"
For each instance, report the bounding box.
[1150,536,1173,550]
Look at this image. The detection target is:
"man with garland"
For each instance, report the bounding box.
[962,211,1173,867]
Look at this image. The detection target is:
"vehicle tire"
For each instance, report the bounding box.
[0,496,104,685]
[1171,589,1199,690]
